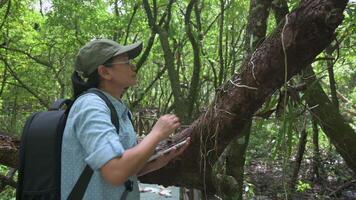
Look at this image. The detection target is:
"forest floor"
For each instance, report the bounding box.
[246,155,356,200]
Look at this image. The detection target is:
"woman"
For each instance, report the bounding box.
[61,39,190,200]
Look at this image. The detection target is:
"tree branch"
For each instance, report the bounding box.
[0,57,49,108]
[136,32,156,72]
[132,65,167,109]
[124,3,139,45]
[0,46,53,68]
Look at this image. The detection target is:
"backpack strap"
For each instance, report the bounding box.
[127,110,134,126]
[120,181,134,200]
[86,89,120,131]
[67,165,93,200]
[49,99,72,111]
[67,89,132,200]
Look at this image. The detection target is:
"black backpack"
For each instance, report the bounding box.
[16,89,133,200]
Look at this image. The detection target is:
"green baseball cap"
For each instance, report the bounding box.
[74,39,143,77]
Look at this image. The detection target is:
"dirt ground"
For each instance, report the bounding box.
[245,158,356,200]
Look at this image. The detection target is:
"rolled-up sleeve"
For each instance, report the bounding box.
[72,94,125,171]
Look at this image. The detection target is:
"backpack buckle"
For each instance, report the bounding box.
[124,180,133,192]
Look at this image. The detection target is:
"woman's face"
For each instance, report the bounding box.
[104,54,138,88]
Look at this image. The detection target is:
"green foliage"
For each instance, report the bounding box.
[0,186,15,200]
[296,180,311,192]
[0,166,15,200]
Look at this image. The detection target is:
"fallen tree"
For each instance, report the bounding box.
[0,0,352,195]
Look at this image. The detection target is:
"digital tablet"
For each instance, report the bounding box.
[147,139,188,162]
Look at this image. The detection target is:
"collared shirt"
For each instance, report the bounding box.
[61,89,140,200]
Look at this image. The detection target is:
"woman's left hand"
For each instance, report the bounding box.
[138,137,191,176]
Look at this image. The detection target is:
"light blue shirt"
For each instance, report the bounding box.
[61,89,140,200]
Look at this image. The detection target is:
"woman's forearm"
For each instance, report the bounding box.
[100,130,161,185]
[100,114,181,186]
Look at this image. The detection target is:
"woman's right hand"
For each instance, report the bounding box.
[151,114,181,141]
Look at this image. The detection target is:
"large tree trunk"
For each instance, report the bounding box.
[141,0,349,191]
[0,0,350,193]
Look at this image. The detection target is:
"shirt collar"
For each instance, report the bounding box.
[97,89,128,118]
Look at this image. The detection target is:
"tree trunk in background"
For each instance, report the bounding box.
[156,29,190,121]
[243,0,272,57]
[325,45,340,113]
[271,0,289,24]
[325,45,339,154]
[185,0,202,120]
[226,133,250,200]
[183,1,204,198]
[272,0,354,178]
[218,0,225,85]
[290,128,308,191]
[0,0,350,192]
[212,122,251,200]
[302,65,356,174]
[135,32,156,72]
[142,0,190,123]
[311,118,321,181]
[212,0,272,198]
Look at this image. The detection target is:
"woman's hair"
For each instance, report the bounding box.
[71,57,115,98]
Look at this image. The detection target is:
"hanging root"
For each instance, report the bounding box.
[249,49,261,85]
[229,80,258,90]
[198,93,240,198]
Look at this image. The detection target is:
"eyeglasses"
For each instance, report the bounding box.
[108,59,136,66]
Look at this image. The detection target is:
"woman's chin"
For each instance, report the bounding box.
[130,80,138,86]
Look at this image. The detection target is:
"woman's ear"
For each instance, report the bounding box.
[98,65,112,80]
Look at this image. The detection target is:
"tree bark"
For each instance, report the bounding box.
[0,132,19,169]
[0,0,349,192]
